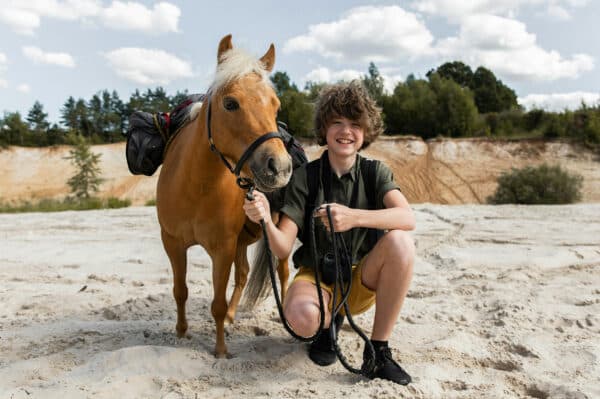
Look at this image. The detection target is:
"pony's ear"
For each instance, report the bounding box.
[260,44,275,72]
[217,34,233,63]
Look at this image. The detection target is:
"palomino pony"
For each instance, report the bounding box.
[156,35,292,357]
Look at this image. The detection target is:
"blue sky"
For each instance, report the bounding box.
[0,0,599,124]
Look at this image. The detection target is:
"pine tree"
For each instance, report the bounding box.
[66,137,103,199]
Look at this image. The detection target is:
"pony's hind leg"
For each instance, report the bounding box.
[277,257,290,303]
[161,230,188,338]
[226,243,250,324]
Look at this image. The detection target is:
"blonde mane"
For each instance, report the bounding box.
[207,48,271,95]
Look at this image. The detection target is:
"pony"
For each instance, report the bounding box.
[156,35,293,357]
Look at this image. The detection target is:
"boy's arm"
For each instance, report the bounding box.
[243,190,298,259]
[313,189,415,232]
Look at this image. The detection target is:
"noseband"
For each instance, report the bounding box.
[206,96,283,190]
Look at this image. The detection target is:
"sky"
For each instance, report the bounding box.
[0,0,599,125]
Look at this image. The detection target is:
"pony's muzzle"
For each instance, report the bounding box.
[250,151,292,192]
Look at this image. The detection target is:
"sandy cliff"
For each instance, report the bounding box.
[0,137,598,205]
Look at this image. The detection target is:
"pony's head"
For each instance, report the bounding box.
[206,34,292,192]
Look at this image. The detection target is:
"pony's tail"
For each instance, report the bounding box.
[242,239,276,310]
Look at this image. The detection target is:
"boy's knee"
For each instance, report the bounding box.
[385,230,415,256]
[284,301,322,338]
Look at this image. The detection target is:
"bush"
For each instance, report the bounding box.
[488,164,583,204]
[0,197,130,213]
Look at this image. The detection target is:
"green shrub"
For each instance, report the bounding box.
[0,197,131,213]
[488,164,583,204]
[145,198,156,206]
[106,197,131,208]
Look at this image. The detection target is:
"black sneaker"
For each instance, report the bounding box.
[308,313,344,366]
[362,345,412,385]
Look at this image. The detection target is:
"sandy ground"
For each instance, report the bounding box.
[1,204,598,398]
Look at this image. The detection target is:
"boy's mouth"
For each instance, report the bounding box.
[336,138,354,144]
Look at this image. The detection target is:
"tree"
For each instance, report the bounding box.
[271,71,298,96]
[27,101,50,134]
[66,137,103,199]
[0,111,29,146]
[429,61,474,88]
[278,91,313,137]
[61,96,78,131]
[472,67,518,113]
[362,62,385,103]
[429,73,478,137]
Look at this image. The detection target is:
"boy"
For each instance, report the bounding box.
[243,81,415,385]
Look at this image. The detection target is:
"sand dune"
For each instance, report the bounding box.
[1,204,598,398]
[1,137,599,206]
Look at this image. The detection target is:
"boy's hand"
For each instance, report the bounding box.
[243,190,272,225]
[313,203,356,232]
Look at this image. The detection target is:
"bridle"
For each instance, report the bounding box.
[205,96,284,190]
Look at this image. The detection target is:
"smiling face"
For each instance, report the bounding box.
[325,116,365,158]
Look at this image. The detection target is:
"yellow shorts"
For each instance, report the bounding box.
[292,257,376,316]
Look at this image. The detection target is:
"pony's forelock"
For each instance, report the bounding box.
[207,48,271,95]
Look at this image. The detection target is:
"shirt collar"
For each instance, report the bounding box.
[322,151,360,182]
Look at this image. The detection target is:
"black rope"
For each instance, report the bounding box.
[246,187,325,343]
[249,185,375,377]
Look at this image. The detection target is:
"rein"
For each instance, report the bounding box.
[248,186,376,377]
[205,97,283,189]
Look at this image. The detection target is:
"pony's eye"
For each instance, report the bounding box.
[223,97,239,111]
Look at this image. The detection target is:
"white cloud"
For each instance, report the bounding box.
[302,66,403,94]
[436,14,594,81]
[104,47,193,85]
[22,46,76,68]
[101,1,180,34]
[0,7,40,35]
[411,0,589,21]
[0,1,179,35]
[519,91,600,111]
[0,52,7,88]
[17,83,31,93]
[304,67,362,84]
[284,6,434,63]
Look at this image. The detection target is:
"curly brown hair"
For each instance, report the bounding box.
[314,80,383,150]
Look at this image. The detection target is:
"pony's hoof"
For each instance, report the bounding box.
[214,350,231,359]
[225,313,235,325]
[176,323,188,338]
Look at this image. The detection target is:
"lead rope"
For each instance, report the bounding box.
[246,187,326,343]
[247,186,375,376]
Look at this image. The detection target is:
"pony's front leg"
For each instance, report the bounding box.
[210,243,236,358]
[161,230,188,337]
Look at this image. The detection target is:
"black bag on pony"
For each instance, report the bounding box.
[125,94,204,176]
[125,111,168,176]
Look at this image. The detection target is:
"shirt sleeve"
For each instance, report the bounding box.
[375,161,401,209]
[279,165,308,231]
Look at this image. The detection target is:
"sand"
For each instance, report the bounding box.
[1,204,599,398]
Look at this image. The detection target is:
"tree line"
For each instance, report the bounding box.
[1,61,599,148]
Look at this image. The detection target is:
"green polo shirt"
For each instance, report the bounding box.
[280,151,400,269]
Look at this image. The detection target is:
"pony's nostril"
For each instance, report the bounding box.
[267,157,278,176]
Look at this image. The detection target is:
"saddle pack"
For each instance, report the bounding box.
[125,94,205,176]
